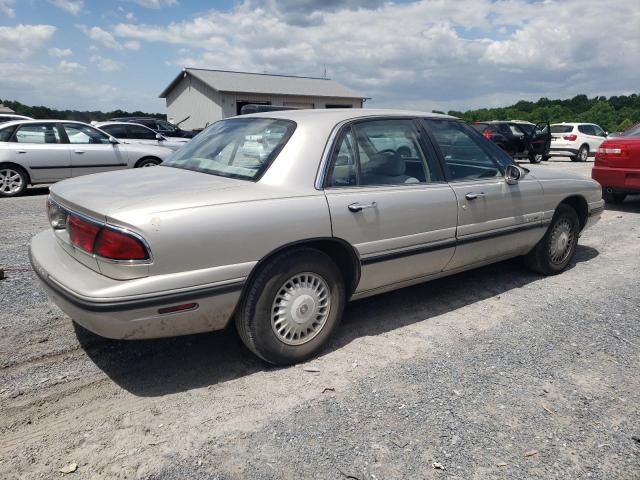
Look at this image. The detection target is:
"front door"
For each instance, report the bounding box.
[324,118,458,294]
[422,118,546,271]
[61,123,129,177]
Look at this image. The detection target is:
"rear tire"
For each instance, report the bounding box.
[525,204,580,275]
[0,164,28,198]
[572,145,589,162]
[603,191,626,204]
[529,153,542,164]
[135,157,161,168]
[235,248,346,365]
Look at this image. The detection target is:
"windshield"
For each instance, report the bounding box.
[163,118,296,181]
[622,123,640,137]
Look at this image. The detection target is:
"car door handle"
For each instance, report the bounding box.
[348,201,377,212]
[74,150,85,154]
[465,192,486,200]
[16,150,27,154]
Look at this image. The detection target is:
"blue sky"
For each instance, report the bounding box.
[0,0,638,114]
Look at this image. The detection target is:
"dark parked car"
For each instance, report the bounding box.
[109,117,196,139]
[472,121,551,163]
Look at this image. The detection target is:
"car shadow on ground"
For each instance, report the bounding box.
[77,245,599,397]
[603,195,640,213]
[22,186,50,197]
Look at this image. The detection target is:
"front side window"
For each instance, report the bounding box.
[592,125,605,137]
[128,124,157,140]
[424,119,502,181]
[622,123,640,137]
[15,124,61,144]
[327,119,441,187]
[155,120,177,132]
[163,118,296,181]
[63,124,110,144]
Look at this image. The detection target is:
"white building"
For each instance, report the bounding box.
[159,68,368,131]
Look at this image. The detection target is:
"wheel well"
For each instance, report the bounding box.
[134,156,162,168]
[560,195,588,229]
[0,162,31,185]
[580,143,589,151]
[243,238,361,299]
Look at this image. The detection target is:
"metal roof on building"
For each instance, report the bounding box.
[0,104,15,113]
[159,68,367,100]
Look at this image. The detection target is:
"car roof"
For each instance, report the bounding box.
[550,122,597,126]
[96,121,150,127]
[234,108,455,124]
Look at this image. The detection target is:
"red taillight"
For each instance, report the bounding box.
[68,214,149,261]
[94,227,149,261]
[563,134,577,141]
[68,215,101,253]
[483,129,494,140]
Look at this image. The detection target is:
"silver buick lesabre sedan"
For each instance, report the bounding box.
[0,120,174,197]
[29,109,604,364]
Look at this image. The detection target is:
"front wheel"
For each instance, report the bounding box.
[529,153,542,164]
[235,248,345,365]
[525,204,580,275]
[0,165,28,197]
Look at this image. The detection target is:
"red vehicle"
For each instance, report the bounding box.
[592,123,640,204]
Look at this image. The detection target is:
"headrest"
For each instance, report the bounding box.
[369,153,405,176]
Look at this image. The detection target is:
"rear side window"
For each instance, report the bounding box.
[15,124,61,144]
[100,124,128,138]
[0,125,16,142]
[424,119,502,181]
[326,119,443,187]
[551,125,574,134]
[578,125,593,135]
[128,124,157,140]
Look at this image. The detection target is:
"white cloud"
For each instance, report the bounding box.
[0,0,15,18]
[57,59,85,73]
[111,0,640,111]
[0,24,57,59]
[77,25,140,51]
[125,11,136,21]
[123,40,140,51]
[49,0,84,15]
[49,47,73,57]
[90,55,123,72]
[126,0,178,8]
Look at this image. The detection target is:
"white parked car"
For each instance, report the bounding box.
[0,120,174,197]
[549,123,608,162]
[95,122,189,152]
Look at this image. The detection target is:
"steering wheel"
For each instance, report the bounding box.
[377,149,396,156]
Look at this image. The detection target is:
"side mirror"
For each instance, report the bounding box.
[505,164,522,185]
[604,131,608,137]
[156,134,164,141]
[108,136,119,145]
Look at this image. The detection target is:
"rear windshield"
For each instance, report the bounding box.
[622,123,640,137]
[163,118,296,181]
[551,125,574,134]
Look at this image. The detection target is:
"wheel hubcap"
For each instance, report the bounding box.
[142,162,157,167]
[581,149,587,161]
[549,219,575,265]
[271,272,331,346]
[0,168,23,194]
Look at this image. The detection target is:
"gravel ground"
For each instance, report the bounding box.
[1,160,639,479]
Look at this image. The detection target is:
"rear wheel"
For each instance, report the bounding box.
[135,157,161,168]
[0,165,28,197]
[603,191,626,204]
[529,153,542,164]
[572,145,588,162]
[525,204,580,275]
[235,248,346,365]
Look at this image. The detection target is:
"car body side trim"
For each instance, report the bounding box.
[30,163,128,169]
[29,250,245,312]
[361,221,549,265]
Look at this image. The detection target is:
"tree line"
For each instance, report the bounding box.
[0,99,165,123]
[442,93,640,133]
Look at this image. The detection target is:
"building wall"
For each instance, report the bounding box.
[165,76,223,131]
[165,74,364,131]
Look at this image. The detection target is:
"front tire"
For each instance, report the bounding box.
[525,204,580,275]
[0,165,28,197]
[529,153,542,164]
[236,248,346,365]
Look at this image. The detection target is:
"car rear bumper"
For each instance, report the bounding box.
[592,166,640,194]
[29,230,244,339]
[548,147,579,157]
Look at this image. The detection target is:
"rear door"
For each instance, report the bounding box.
[126,124,161,147]
[422,118,546,270]
[61,123,129,177]
[11,123,70,182]
[324,118,458,294]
